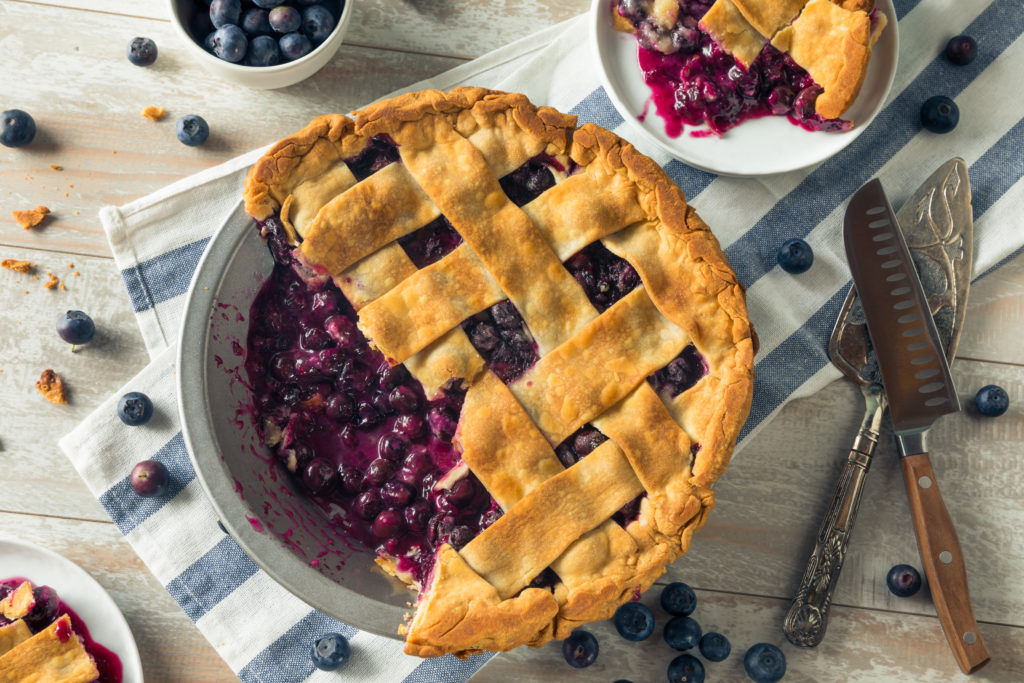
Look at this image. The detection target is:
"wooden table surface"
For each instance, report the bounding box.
[2,1,1022,681]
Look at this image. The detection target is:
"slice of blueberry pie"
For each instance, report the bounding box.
[613,0,887,134]
[242,87,755,657]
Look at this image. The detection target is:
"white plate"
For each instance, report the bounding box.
[0,538,143,682]
[589,0,900,176]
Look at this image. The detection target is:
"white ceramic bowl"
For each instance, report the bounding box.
[167,0,353,90]
[590,0,899,176]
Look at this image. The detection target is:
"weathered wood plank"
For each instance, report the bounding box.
[0,510,237,682]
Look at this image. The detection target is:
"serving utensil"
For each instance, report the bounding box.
[784,159,973,649]
[843,176,989,674]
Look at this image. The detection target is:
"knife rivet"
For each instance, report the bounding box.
[963,631,977,645]
[940,551,953,564]
[918,476,932,489]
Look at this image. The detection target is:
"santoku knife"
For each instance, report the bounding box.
[844,178,990,674]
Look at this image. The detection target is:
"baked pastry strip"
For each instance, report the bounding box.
[403,327,486,398]
[0,583,34,620]
[0,620,31,657]
[698,0,767,68]
[730,0,808,38]
[335,244,418,310]
[0,615,99,683]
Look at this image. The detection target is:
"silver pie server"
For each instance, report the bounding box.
[784,159,973,649]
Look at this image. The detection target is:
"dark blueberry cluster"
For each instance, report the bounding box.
[189,0,343,66]
[498,155,558,206]
[564,241,642,313]
[462,300,539,383]
[343,135,400,180]
[648,343,707,398]
[398,215,464,268]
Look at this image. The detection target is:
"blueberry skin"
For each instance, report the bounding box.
[699,631,731,661]
[311,632,350,671]
[57,310,96,346]
[975,385,1009,417]
[209,0,241,28]
[176,115,210,146]
[269,6,302,34]
[667,653,705,683]
[920,95,959,134]
[246,35,282,66]
[1,109,36,148]
[562,630,599,668]
[945,35,978,66]
[660,582,697,616]
[241,8,272,36]
[663,616,701,651]
[301,5,335,44]
[744,643,786,683]
[252,0,278,7]
[886,564,922,597]
[613,602,655,641]
[279,32,313,61]
[127,37,158,66]
[130,459,168,497]
[118,391,154,426]
[210,24,248,63]
[777,238,813,274]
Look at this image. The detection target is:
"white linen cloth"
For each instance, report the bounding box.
[60,1,1024,680]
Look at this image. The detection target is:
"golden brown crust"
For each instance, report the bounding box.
[12,206,50,230]
[242,88,754,659]
[0,615,99,683]
[1,259,33,274]
[698,0,767,68]
[36,369,68,404]
[0,621,32,657]
[0,583,35,620]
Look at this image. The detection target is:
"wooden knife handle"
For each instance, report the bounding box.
[901,452,991,674]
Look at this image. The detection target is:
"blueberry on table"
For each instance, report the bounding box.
[210,25,248,63]
[1,109,36,148]
[699,631,731,661]
[176,115,210,146]
[660,581,697,616]
[130,460,169,497]
[975,385,1009,417]
[777,238,813,274]
[613,601,655,641]
[56,310,95,349]
[945,35,978,66]
[118,391,154,426]
[269,6,302,34]
[667,653,705,683]
[246,35,282,66]
[311,632,350,671]
[562,629,599,668]
[664,616,701,651]
[301,5,336,44]
[209,0,241,29]
[279,32,313,61]
[920,96,959,134]
[886,563,922,597]
[127,37,157,66]
[744,643,786,682]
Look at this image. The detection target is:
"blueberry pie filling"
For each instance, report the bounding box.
[242,89,755,658]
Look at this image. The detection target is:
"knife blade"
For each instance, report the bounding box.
[844,178,990,674]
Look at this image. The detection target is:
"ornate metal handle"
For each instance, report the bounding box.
[784,399,883,647]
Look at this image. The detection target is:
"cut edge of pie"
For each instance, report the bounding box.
[243,87,755,658]
[0,615,99,683]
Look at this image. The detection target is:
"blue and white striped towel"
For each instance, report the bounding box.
[59,0,1024,680]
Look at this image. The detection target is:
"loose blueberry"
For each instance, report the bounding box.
[301,5,335,44]
[210,25,247,63]
[920,95,959,134]
[886,564,922,597]
[118,391,154,426]
[945,35,978,66]
[744,643,786,682]
[777,238,813,274]
[57,310,95,348]
[127,37,158,66]
[660,582,697,616]
[241,8,272,36]
[176,114,210,146]
[699,632,731,662]
[1,109,36,148]
[269,6,302,33]
[130,460,169,497]
[302,458,337,495]
[613,602,655,641]
[562,630,599,668]
[209,0,241,28]
[664,616,701,651]
[279,32,312,61]
[311,632,350,671]
[975,384,1009,417]
[667,653,705,683]
[246,35,282,66]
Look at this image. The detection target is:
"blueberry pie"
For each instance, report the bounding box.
[242,87,755,657]
[613,0,887,134]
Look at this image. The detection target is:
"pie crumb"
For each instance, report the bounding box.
[50,164,63,171]
[44,273,59,290]
[12,205,50,230]
[142,105,166,121]
[36,369,68,404]
[1,259,33,274]
[59,282,66,291]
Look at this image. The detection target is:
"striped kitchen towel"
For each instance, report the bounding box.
[60,0,1024,680]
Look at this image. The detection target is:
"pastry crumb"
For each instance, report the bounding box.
[36,369,68,404]
[44,273,59,289]
[59,282,66,291]
[12,205,50,230]
[74,271,80,277]
[142,105,166,121]
[68,262,74,268]
[49,164,63,171]
[2,259,33,274]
